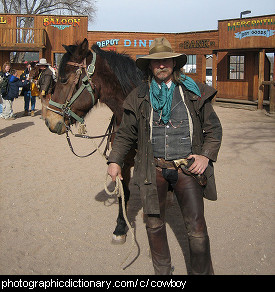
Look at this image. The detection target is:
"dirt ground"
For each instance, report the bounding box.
[0,96,275,275]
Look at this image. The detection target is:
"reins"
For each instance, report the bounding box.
[65,115,115,159]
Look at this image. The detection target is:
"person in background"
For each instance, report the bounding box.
[0,62,11,115]
[29,75,40,117]
[107,37,222,275]
[20,62,36,117]
[36,58,54,119]
[0,69,29,120]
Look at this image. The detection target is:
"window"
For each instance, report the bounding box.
[228,55,245,80]
[54,53,64,68]
[16,17,34,44]
[183,55,196,73]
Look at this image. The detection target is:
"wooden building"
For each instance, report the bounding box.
[0,14,88,71]
[0,13,274,109]
[216,15,275,108]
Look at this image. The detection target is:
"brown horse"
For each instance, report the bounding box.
[44,38,143,244]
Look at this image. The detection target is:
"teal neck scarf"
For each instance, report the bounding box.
[149,74,201,124]
[149,79,176,124]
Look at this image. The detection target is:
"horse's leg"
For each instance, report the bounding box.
[111,161,131,244]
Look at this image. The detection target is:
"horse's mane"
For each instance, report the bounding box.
[91,44,144,95]
[58,42,144,96]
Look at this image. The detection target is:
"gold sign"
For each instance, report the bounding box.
[43,18,81,30]
[0,16,7,24]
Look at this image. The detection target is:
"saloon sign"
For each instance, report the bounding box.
[43,17,81,30]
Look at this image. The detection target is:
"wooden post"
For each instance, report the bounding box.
[262,81,275,113]
[258,50,265,110]
[212,53,217,90]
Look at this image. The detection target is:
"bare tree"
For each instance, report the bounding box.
[0,0,96,19]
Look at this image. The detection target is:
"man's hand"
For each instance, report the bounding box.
[187,154,209,175]
[107,163,123,182]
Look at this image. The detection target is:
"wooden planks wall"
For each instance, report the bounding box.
[87,30,219,83]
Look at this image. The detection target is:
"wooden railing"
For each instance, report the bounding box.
[0,27,46,48]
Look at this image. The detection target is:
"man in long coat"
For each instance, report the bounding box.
[107,37,222,275]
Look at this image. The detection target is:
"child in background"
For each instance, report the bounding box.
[0,69,29,120]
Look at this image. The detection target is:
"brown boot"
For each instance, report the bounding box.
[146,224,172,275]
[23,110,28,116]
[31,110,35,117]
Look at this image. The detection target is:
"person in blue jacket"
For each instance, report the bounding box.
[0,69,29,120]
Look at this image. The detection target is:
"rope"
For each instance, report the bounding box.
[104,174,139,270]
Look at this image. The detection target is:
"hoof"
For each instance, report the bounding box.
[111,234,127,245]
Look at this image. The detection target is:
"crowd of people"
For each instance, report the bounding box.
[0,59,56,120]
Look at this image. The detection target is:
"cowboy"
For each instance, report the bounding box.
[36,58,55,119]
[107,37,222,275]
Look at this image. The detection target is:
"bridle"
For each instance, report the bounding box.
[48,51,97,125]
[47,50,115,158]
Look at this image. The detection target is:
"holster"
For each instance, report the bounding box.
[173,158,207,186]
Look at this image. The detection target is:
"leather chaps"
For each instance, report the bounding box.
[145,167,214,275]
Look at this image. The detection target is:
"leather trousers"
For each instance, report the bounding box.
[145,167,214,275]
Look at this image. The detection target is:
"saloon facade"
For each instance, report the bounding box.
[0,13,274,109]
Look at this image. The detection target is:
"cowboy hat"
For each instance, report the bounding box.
[37,58,50,66]
[136,37,187,71]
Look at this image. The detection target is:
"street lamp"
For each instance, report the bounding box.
[240,10,251,18]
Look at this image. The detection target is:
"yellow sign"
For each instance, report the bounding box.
[43,18,80,30]
[0,16,7,24]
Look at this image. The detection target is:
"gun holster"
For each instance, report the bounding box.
[173,158,207,186]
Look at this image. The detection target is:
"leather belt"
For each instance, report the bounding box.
[154,157,176,169]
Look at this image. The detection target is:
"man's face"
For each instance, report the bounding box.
[38,65,47,71]
[149,58,175,84]
[4,65,10,73]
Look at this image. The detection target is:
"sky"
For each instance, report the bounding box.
[89,0,275,33]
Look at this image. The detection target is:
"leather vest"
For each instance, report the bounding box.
[151,86,192,160]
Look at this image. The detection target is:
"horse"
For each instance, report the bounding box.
[44,38,144,244]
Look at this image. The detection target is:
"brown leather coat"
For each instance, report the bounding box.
[38,67,54,94]
[108,82,222,214]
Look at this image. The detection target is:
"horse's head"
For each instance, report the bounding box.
[45,38,99,135]
[45,38,144,135]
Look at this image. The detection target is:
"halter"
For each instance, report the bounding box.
[48,51,97,125]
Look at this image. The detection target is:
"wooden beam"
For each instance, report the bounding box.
[258,50,265,110]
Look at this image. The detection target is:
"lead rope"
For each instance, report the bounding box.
[104,174,139,270]
[90,126,139,270]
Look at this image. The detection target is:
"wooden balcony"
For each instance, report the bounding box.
[0,27,46,51]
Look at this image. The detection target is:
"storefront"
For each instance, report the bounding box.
[0,14,88,71]
[1,13,274,109]
[216,15,275,108]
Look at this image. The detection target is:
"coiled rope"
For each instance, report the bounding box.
[104,174,139,270]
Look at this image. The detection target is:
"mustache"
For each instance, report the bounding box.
[155,68,170,74]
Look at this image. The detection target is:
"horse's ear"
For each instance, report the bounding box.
[63,44,70,53]
[78,38,89,56]
[62,44,76,55]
